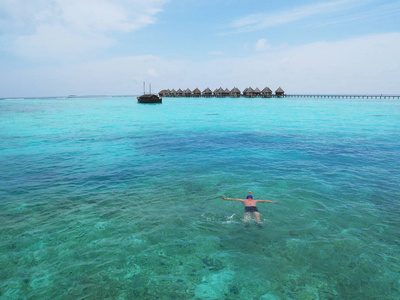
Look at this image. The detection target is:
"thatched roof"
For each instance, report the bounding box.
[193,88,201,94]
[276,87,284,93]
[177,88,184,93]
[203,87,212,93]
[213,87,224,95]
[159,90,168,94]
[254,88,261,93]
[262,87,272,93]
[170,89,177,93]
[231,87,241,93]
[185,88,192,93]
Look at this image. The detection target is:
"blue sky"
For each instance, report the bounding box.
[1,0,400,97]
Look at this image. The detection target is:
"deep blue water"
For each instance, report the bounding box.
[0,97,399,299]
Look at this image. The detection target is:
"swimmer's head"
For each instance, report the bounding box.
[248,191,251,194]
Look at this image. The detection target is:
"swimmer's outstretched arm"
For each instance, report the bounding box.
[221,196,245,202]
[255,200,280,204]
[222,197,280,203]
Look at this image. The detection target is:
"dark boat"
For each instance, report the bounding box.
[137,94,162,103]
[137,82,162,103]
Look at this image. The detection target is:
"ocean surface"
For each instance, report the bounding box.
[0,96,399,299]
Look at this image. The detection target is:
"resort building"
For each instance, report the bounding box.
[243,87,255,97]
[261,87,273,98]
[193,88,201,97]
[177,89,184,97]
[224,88,230,97]
[170,89,177,97]
[184,88,192,97]
[202,88,213,97]
[158,90,168,97]
[275,87,285,97]
[230,87,241,97]
[214,87,225,98]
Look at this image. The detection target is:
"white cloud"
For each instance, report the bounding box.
[56,0,166,32]
[14,24,114,61]
[147,68,159,77]
[0,0,168,61]
[255,39,270,51]
[0,0,167,33]
[229,0,373,33]
[209,51,224,56]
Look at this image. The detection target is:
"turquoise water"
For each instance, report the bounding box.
[0,97,399,299]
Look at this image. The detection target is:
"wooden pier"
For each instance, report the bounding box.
[286,94,400,99]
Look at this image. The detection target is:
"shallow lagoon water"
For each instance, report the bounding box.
[0,97,399,299]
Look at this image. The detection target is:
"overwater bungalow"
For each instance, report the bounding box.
[214,87,225,98]
[275,87,285,97]
[254,88,261,97]
[170,89,177,97]
[203,87,213,97]
[224,88,230,97]
[243,87,255,97]
[158,90,168,97]
[185,88,192,97]
[261,87,272,98]
[220,88,226,97]
[230,87,241,97]
[177,88,184,97]
[193,88,201,97]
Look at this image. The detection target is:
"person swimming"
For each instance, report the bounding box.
[222,191,279,223]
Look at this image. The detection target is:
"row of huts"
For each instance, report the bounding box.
[158,87,285,98]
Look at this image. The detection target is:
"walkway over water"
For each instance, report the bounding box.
[286,94,400,99]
